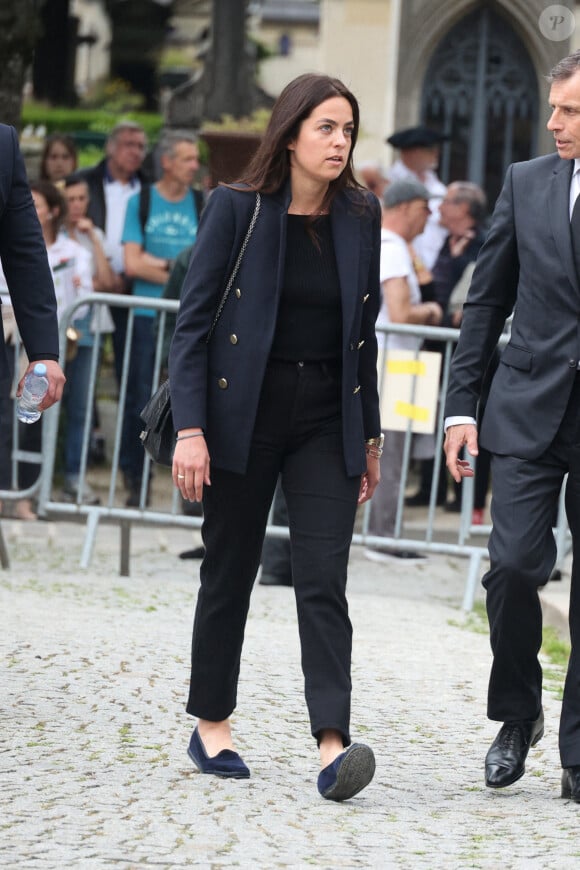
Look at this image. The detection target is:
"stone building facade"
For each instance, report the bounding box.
[256,0,578,204]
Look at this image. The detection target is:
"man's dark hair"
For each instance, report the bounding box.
[62,172,89,189]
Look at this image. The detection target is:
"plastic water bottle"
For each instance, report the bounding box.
[17,363,49,424]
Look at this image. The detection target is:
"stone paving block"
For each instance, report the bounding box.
[1,521,579,869]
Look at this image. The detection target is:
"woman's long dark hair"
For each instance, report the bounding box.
[39,133,78,181]
[30,179,67,240]
[231,73,364,214]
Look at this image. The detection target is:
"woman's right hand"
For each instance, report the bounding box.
[172,431,211,502]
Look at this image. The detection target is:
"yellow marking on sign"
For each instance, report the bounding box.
[394,401,430,423]
[387,360,426,376]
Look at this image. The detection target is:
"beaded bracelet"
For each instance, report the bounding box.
[365,446,383,459]
[176,432,204,442]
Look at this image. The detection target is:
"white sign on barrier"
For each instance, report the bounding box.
[380,349,442,434]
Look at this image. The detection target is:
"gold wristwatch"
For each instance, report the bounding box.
[365,434,384,458]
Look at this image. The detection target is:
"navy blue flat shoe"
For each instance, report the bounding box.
[187,727,250,779]
[317,743,375,801]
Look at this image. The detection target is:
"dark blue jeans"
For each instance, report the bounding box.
[63,345,92,479]
[120,315,155,483]
[186,359,360,745]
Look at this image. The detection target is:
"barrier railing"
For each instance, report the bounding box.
[0,330,52,568]
[2,294,570,609]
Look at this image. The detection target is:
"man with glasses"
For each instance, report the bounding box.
[77,122,150,386]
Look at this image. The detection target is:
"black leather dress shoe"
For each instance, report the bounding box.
[485,708,544,788]
[561,765,580,802]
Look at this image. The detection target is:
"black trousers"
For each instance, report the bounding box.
[484,374,580,767]
[186,359,360,744]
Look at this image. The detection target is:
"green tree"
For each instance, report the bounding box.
[0,0,47,128]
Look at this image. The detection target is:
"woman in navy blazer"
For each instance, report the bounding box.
[169,74,383,800]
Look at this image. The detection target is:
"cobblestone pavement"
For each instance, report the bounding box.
[1,518,578,869]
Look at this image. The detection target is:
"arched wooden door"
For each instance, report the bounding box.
[421,5,539,208]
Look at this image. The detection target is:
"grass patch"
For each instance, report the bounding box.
[541,625,570,668]
[452,604,570,698]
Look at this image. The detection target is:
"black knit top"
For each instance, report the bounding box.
[269,215,342,362]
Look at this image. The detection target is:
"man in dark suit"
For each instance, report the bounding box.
[0,124,65,407]
[444,50,580,802]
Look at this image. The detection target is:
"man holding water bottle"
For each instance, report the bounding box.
[0,124,65,408]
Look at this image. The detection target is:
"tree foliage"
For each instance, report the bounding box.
[0,0,47,127]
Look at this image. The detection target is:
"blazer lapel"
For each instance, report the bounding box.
[549,159,578,292]
[331,194,360,343]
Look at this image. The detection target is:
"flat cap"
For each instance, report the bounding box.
[382,179,431,209]
[386,125,448,149]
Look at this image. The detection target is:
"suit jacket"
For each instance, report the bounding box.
[0,124,59,385]
[169,183,382,477]
[445,153,580,459]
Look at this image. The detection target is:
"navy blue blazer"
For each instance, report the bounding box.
[445,152,580,459]
[169,183,382,477]
[0,124,59,383]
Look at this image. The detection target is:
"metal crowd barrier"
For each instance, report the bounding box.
[0,329,51,568]
[1,295,571,610]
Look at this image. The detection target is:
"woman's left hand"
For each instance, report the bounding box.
[173,433,211,502]
[358,453,380,504]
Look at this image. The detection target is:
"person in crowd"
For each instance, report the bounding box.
[444,49,580,802]
[435,182,491,521]
[364,179,442,563]
[76,121,150,387]
[356,160,388,200]
[121,130,201,506]
[169,73,382,800]
[61,173,117,498]
[431,182,487,320]
[0,126,65,516]
[15,181,94,518]
[405,181,489,516]
[39,133,78,185]
[63,174,116,305]
[386,125,448,270]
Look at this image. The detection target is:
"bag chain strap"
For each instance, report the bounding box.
[206,192,262,342]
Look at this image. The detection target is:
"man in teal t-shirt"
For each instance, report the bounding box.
[120,130,201,505]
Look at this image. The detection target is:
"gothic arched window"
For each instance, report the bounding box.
[422,6,538,208]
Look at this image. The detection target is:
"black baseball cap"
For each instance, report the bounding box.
[386,125,448,149]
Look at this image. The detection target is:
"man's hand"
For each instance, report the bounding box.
[17,360,66,410]
[444,423,478,483]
